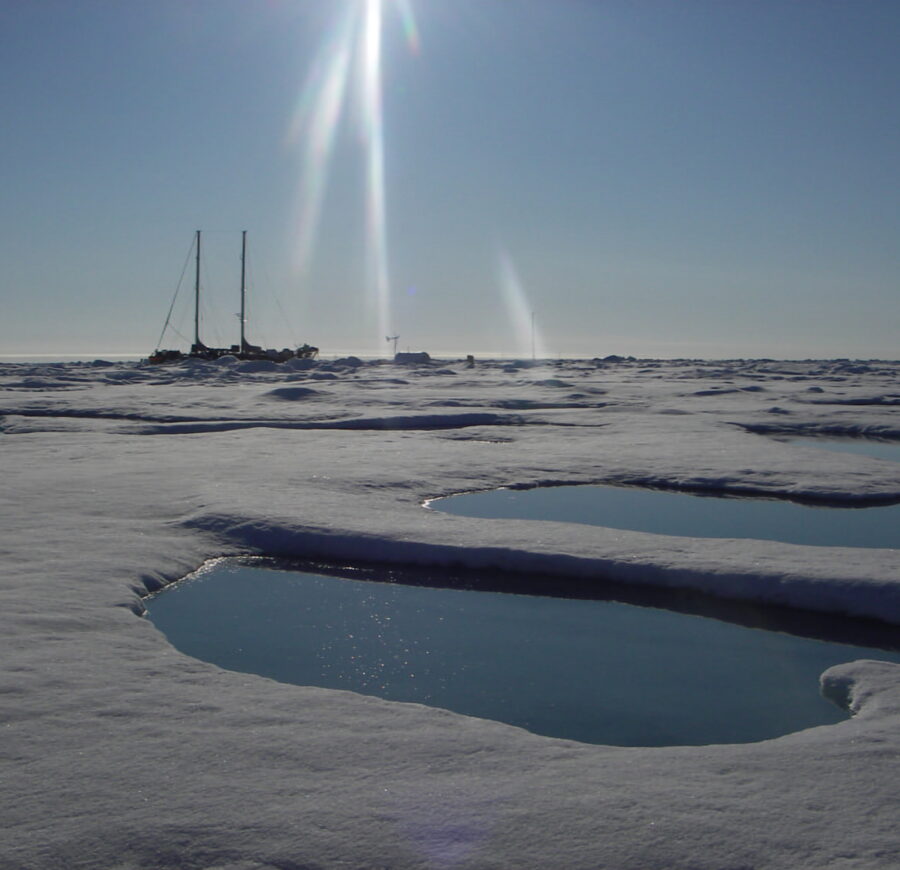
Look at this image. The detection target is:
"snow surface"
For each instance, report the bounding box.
[2,356,899,869]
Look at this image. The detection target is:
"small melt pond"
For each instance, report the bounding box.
[146,561,900,747]
[787,437,900,464]
[430,485,899,549]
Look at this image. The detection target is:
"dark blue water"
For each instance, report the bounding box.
[431,486,899,549]
[789,437,900,463]
[146,561,900,747]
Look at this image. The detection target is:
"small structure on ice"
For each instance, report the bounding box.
[394,351,431,365]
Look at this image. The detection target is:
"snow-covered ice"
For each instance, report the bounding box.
[2,356,899,869]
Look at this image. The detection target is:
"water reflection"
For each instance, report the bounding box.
[787,437,900,463]
[147,559,900,747]
[431,485,900,549]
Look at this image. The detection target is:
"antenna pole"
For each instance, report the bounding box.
[194,230,201,349]
[240,230,247,350]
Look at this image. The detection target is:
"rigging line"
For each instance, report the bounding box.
[155,236,197,350]
[247,241,300,346]
[243,242,268,347]
[199,242,226,347]
[241,241,254,344]
[200,291,225,347]
[273,287,299,346]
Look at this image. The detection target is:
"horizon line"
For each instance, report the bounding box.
[2,352,898,364]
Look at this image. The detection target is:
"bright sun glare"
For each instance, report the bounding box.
[287,0,420,351]
[287,0,545,359]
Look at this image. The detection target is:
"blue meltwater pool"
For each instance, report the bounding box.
[146,560,900,747]
[430,484,900,550]
[786,437,900,464]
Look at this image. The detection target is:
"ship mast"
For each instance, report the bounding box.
[193,229,201,350]
[240,230,247,351]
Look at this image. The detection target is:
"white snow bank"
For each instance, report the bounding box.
[182,511,900,624]
[821,660,900,719]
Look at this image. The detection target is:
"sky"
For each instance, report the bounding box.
[1,0,898,360]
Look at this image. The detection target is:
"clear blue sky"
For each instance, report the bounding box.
[2,0,898,359]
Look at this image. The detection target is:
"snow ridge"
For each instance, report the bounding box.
[182,510,900,625]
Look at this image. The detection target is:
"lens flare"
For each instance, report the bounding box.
[288,0,419,353]
[396,0,421,54]
[287,4,355,278]
[362,0,392,344]
[497,249,548,360]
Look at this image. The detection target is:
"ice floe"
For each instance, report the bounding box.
[2,356,899,868]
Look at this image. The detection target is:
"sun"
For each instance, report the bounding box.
[287,0,420,352]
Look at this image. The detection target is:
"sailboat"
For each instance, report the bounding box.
[149,230,318,365]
